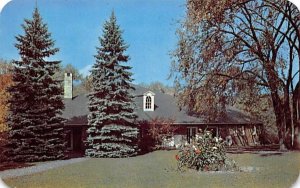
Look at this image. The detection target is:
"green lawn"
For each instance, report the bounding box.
[3,151,300,188]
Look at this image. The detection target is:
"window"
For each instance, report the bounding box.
[145,96,151,109]
[187,127,197,143]
[143,91,155,111]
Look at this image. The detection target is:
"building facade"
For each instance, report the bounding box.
[62,74,263,154]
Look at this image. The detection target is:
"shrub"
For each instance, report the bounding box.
[176,129,238,171]
[139,117,177,153]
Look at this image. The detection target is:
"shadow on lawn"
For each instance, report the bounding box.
[227,150,284,157]
[259,152,283,157]
[0,162,34,172]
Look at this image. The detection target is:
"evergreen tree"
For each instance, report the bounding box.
[86,12,139,158]
[4,8,65,162]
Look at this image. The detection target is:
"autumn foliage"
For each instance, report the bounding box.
[171,0,300,149]
[0,74,12,132]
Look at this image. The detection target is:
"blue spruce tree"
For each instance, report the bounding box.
[86,12,139,157]
[4,8,65,162]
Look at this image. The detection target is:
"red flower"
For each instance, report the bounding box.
[204,165,209,171]
[195,149,201,154]
[175,154,179,161]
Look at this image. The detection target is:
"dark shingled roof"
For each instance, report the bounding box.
[62,85,262,126]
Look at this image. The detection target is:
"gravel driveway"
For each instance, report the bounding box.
[0,157,88,179]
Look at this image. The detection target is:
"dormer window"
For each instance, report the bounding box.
[143,91,155,111]
[145,96,152,109]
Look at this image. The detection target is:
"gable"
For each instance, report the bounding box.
[143,91,155,96]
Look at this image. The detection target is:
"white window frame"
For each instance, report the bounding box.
[143,91,155,111]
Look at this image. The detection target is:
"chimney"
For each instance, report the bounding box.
[64,73,73,99]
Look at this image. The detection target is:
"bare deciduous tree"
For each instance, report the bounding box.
[0,59,12,75]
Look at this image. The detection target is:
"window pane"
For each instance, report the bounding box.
[146,96,151,109]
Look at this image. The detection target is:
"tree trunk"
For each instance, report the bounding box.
[292,88,300,149]
[270,92,287,150]
[277,118,287,151]
[294,125,300,150]
[265,60,288,150]
[283,89,292,149]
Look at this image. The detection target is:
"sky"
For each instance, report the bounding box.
[0,0,186,86]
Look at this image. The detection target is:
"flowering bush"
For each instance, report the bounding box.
[176,129,237,171]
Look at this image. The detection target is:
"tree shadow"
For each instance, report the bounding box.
[259,152,283,157]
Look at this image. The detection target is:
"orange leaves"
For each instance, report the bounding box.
[187,0,247,24]
[0,74,12,132]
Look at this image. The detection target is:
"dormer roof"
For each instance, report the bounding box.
[143,91,155,96]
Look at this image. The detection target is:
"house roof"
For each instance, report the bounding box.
[62,85,262,126]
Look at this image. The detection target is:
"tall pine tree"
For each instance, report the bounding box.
[86,12,139,158]
[5,8,65,162]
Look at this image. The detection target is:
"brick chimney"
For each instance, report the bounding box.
[64,73,73,99]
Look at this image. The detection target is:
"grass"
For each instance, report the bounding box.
[3,150,300,188]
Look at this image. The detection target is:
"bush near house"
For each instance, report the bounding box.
[139,117,176,153]
[176,129,237,171]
